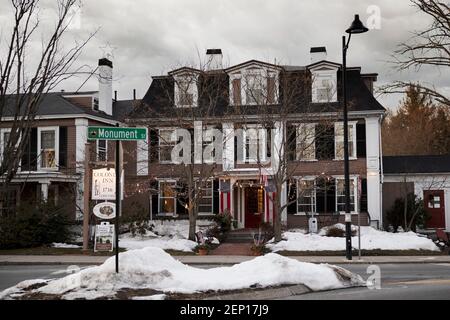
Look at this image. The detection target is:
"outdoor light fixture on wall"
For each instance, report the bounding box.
[343,14,368,260]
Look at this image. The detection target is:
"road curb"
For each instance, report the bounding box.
[203,284,311,300]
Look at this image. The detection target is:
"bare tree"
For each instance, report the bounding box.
[0,0,96,191]
[380,0,450,107]
[231,66,339,242]
[129,61,228,241]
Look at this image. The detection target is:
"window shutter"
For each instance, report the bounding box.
[22,128,38,171]
[326,178,336,213]
[213,179,220,214]
[232,78,241,105]
[316,124,334,160]
[267,77,275,104]
[176,183,187,216]
[59,127,67,169]
[150,180,159,215]
[356,123,366,158]
[286,125,296,161]
[360,179,368,212]
[149,129,159,163]
[287,181,297,214]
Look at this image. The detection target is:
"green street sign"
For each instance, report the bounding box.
[88,126,147,141]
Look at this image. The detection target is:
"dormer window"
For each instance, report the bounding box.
[309,62,339,103]
[227,62,279,106]
[174,74,198,107]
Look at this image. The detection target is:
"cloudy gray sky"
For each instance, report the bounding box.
[1,0,449,110]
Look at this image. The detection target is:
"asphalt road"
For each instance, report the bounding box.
[1,263,450,299]
[280,263,450,300]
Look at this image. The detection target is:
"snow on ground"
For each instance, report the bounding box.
[52,243,81,249]
[119,219,215,252]
[120,235,197,252]
[267,224,440,252]
[0,247,364,300]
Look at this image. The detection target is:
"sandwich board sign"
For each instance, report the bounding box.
[94,222,115,252]
[92,168,124,200]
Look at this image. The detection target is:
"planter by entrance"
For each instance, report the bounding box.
[198,248,208,255]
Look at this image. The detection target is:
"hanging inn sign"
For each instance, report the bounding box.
[92,168,124,200]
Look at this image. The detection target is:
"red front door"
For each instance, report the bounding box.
[424,190,445,228]
[245,187,264,228]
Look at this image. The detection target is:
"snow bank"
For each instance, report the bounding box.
[120,235,197,252]
[267,226,440,252]
[1,247,364,299]
[52,243,81,249]
[120,219,215,252]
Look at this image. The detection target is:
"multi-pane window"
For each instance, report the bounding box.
[159,181,176,215]
[243,128,265,162]
[296,124,316,160]
[159,129,176,163]
[312,71,337,103]
[297,179,316,214]
[97,140,107,161]
[335,122,356,160]
[175,76,197,107]
[93,97,99,111]
[0,131,11,162]
[197,180,213,214]
[336,178,355,212]
[40,129,56,169]
[245,74,263,105]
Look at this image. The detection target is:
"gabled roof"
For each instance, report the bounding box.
[225,60,283,73]
[307,60,341,70]
[1,91,136,122]
[168,66,202,76]
[383,155,450,174]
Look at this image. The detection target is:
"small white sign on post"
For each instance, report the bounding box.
[92,168,124,200]
[94,222,115,252]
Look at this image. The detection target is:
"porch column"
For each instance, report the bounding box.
[40,182,49,201]
[365,116,381,228]
[281,181,287,226]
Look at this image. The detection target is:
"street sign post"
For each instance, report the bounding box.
[88,125,147,273]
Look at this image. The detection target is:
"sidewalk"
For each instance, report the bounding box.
[1,254,450,265]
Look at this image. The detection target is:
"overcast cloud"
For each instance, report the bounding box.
[1,0,448,110]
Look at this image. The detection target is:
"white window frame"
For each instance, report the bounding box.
[242,126,266,163]
[296,123,317,161]
[158,180,177,216]
[174,74,198,108]
[196,179,214,215]
[311,69,338,103]
[37,126,59,171]
[334,121,357,160]
[0,128,12,164]
[158,128,176,164]
[334,175,359,214]
[96,139,108,162]
[296,177,316,215]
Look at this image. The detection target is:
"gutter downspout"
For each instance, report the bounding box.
[379,113,385,229]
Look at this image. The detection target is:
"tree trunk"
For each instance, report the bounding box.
[273,197,282,242]
[188,208,197,241]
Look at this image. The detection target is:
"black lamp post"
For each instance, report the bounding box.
[342,14,368,260]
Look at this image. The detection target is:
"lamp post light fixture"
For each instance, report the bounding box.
[342,14,368,260]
